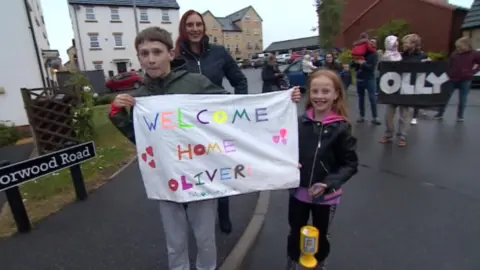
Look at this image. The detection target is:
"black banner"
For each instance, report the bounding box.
[0,141,96,192]
[377,61,453,106]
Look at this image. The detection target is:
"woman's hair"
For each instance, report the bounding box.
[303,54,311,61]
[455,36,472,52]
[267,54,276,65]
[174,10,206,56]
[402,33,422,52]
[305,69,349,120]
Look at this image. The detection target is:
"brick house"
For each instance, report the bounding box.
[334,0,468,53]
[461,0,480,49]
[202,6,263,59]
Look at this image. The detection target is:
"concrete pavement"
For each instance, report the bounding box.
[244,93,480,270]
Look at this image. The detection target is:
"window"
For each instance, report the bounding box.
[226,45,230,52]
[94,63,103,70]
[86,7,95,20]
[244,15,250,20]
[213,37,218,43]
[110,8,120,21]
[140,9,148,21]
[43,32,47,39]
[247,42,251,49]
[35,17,40,26]
[235,44,239,53]
[41,16,45,24]
[113,33,123,47]
[254,29,259,35]
[161,10,169,22]
[89,34,100,48]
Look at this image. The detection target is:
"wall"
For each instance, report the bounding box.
[223,31,244,59]
[343,0,452,52]
[0,0,45,126]
[69,5,179,77]
[29,0,50,84]
[239,8,263,59]
[203,12,224,45]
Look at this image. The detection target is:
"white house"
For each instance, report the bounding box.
[0,0,60,127]
[68,0,180,77]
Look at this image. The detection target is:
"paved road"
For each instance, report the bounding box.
[0,69,266,270]
[245,88,480,269]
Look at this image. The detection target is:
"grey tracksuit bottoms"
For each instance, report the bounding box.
[158,199,217,270]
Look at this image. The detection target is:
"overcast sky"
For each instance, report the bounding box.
[41,0,473,63]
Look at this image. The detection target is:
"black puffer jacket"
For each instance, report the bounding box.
[298,111,358,191]
[175,37,248,94]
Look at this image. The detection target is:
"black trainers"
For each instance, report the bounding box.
[356,118,365,123]
[371,119,381,125]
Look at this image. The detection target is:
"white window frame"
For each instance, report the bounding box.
[254,29,259,35]
[85,7,95,20]
[89,34,100,48]
[161,10,169,22]
[113,34,123,47]
[110,7,120,21]
[93,63,103,70]
[139,9,148,21]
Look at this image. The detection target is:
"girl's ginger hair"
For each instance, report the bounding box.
[455,36,472,52]
[305,68,349,120]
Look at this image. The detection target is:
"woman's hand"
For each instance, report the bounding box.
[290,87,301,103]
[113,94,135,108]
[308,183,327,197]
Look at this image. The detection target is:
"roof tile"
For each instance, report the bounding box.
[462,0,480,29]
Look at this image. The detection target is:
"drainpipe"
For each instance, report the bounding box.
[73,5,87,70]
[23,0,46,88]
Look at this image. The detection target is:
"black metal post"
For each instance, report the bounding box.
[64,142,88,201]
[1,161,31,233]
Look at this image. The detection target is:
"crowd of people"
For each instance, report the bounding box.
[107,7,478,270]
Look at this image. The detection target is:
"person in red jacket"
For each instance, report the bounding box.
[434,36,480,121]
[351,32,376,61]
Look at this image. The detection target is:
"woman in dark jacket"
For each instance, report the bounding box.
[434,36,480,121]
[262,55,283,93]
[174,10,249,234]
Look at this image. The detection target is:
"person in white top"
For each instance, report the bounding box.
[302,54,317,77]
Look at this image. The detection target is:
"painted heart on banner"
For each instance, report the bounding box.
[141,146,155,168]
[272,128,288,145]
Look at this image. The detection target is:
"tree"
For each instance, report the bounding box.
[314,0,344,51]
[369,19,410,50]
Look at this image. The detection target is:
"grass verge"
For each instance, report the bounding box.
[0,105,136,237]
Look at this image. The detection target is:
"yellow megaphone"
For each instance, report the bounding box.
[299,225,319,269]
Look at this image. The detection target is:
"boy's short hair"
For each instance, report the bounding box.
[134,26,173,51]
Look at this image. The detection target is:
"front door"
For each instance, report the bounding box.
[116,62,127,74]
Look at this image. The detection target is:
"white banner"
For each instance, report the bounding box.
[133,90,300,203]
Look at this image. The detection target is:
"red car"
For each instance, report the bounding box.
[289,50,311,63]
[106,71,143,92]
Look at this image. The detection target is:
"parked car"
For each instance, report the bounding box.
[276,53,291,64]
[240,59,251,69]
[289,50,311,63]
[472,71,480,89]
[251,58,265,69]
[106,71,143,92]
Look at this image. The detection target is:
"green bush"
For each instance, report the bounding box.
[337,49,353,64]
[426,51,448,61]
[0,122,21,147]
[369,19,410,50]
[94,95,114,106]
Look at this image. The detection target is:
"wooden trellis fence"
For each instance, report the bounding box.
[21,86,82,155]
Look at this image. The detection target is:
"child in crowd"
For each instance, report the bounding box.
[352,32,376,61]
[378,35,412,147]
[286,69,359,270]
